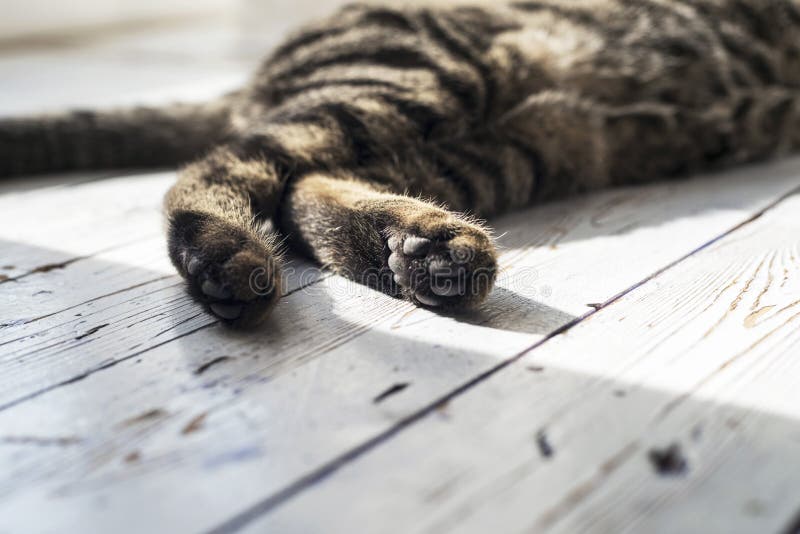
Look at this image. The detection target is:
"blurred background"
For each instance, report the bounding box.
[0,0,349,115]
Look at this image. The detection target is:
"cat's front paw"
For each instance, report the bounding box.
[168,212,281,328]
[385,219,497,310]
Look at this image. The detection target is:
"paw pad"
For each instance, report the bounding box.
[385,228,496,309]
[180,248,279,326]
[169,214,281,327]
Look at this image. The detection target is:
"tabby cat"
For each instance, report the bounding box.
[2,1,799,327]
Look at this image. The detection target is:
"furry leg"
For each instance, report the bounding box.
[165,143,285,327]
[279,172,497,310]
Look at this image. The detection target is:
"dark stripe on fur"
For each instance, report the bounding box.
[374,93,448,139]
[439,141,507,213]
[230,133,301,179]
[270,27,350,61]
[719,31,778,84]
[506,135,546,203]
[418,10,493,119]
[270,7,414,60]
[268,45,479,116]
[295,102,379,165]
[427,146,479,209]
[356,6,416,32]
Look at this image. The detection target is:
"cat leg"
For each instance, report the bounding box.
[498,88,800,196]
[279,172,497,310]
[600,88,800,180]
[171,3,515,314]
[165,143,285,327]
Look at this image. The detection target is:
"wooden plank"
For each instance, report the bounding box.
[0,159,798,533]
[249,188,800,534]
[0,175,320,408]
[0,234,322,409]
[0,172,172,279]
[0,236,173,322]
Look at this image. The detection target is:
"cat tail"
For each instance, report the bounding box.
[0,96,233,178]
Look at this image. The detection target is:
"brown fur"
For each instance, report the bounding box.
[2,0,800,326]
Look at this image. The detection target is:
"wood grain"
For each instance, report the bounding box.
[1,158,799,533]
[251,191,800,534]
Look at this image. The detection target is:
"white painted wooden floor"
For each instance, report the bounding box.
[2,15,800,534]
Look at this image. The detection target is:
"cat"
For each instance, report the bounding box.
[1,1,799,327]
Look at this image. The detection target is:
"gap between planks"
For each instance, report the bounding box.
[2,159,800,533]
[4,164,798,413]
[206,184,800,533]
[0,272,332,412]
[0,180,789,414]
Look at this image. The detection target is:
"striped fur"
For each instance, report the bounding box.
[3,0,800,325]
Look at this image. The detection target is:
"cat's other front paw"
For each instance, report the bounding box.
[385,219,497,310]
[168,212,281,328]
